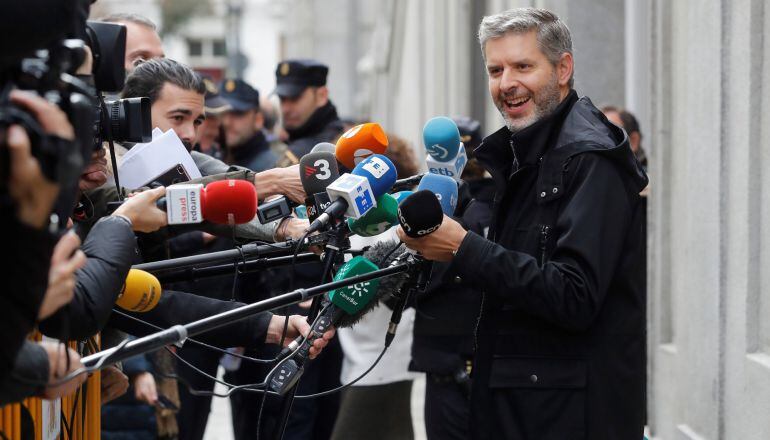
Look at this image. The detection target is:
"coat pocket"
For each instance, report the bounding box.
[488,356,587,440]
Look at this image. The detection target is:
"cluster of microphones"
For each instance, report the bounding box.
[103,116,468,395]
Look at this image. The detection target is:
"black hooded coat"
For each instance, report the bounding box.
[451,91,648,440]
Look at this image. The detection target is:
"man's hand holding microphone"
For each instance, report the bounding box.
[396,215,467,262]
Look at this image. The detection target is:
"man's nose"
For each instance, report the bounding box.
[179,123,196,144]
[500,68,520,94]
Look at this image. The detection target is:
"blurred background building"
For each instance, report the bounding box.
[90,0,770,438]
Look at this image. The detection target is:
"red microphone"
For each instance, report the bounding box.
[164,179,257,225]
[335,122,388,170]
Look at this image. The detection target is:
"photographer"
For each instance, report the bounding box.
[0,90,88,402]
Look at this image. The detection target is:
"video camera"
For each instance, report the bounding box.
[85,20,151,149]
[0,1,151,225]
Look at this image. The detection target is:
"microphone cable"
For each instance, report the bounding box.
[165,303,332,426]
[255,301,329,440]
[106,304,329,400]
[9,336,132,388]
[295,345,388,400]
[111,309,282,365]
[379,241,404,268]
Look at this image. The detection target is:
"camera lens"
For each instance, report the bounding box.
[101,97,152,144]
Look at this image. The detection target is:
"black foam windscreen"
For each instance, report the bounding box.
[398,190,444,238]
[299,151,340,195]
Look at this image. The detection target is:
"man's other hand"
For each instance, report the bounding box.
[40,341,87,399]
[254,165,305,204]
[275,216,311,242]
[132,371,158,405]
[100,365,129,404]
[5,125,60,228]
[266,315,335,359]
[113,186,168,232]
[38,232,86,320]
[78,148,109,192]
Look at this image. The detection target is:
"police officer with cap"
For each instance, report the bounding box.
[219,78,277,172]
[195,77,230,160]
[274,59,344,165]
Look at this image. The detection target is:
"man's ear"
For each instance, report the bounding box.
[315,86,329,107]
[557,52,574,87]
[629,131,641,153]
[254,110,265,131]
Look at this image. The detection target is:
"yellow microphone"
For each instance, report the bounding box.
[117,269,162,312]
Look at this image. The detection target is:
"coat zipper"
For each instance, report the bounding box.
[539,225,551,266]
[473,197,501,356]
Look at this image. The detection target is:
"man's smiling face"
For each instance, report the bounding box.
[485,30,571,132]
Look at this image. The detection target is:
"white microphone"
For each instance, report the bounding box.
[426,143,468,181]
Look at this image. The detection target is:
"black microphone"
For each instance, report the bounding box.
[397,190,445,238]
[299,151,340,223]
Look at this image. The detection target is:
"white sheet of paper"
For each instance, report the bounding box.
[118,128,201,190]
[122,127,164,164]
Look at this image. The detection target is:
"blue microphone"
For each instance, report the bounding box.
[417,173,458,216]
[392,190,413,205]
[423,117,467,181]
[307,154,398,233]
[423,117,461,161]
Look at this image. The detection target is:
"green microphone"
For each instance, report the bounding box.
[270,256,384,394]
[346,193,399,237]
[327,256,381,318]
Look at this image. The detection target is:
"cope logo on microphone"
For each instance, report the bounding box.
[417,224,440,236]
[397,209,411,233]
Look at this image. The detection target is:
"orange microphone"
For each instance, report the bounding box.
[334,122,388,169]
[117,269,162,312]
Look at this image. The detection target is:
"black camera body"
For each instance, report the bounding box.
[0,39,97,187]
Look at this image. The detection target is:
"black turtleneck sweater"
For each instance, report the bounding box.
[285,101,344,158]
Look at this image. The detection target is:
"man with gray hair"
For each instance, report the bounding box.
[99,13,165,72]
[398,7,648,439]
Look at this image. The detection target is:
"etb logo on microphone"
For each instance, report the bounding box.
[426,144,467,181]
[426,143,450,160]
